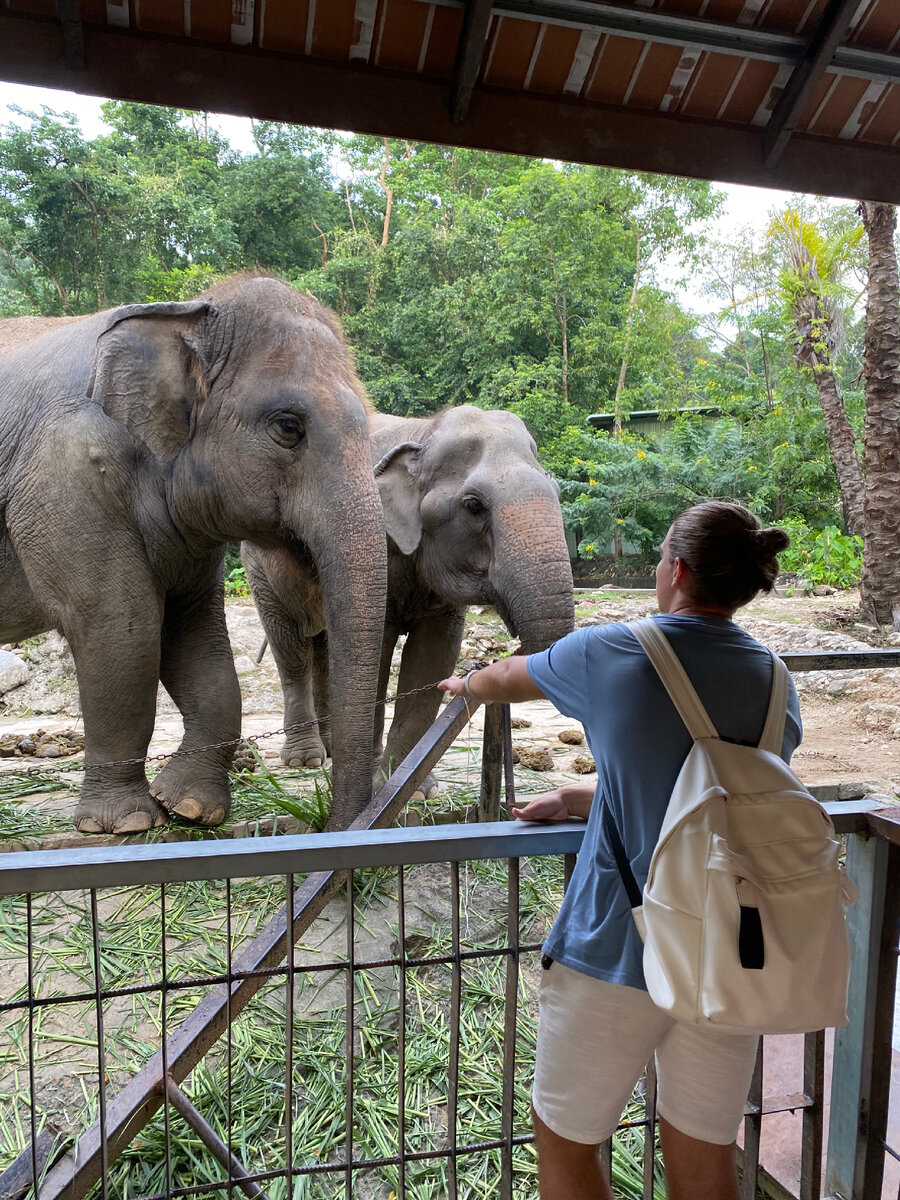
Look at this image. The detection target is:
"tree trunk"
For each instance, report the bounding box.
[810,361,866,536]
[858,201,900,628]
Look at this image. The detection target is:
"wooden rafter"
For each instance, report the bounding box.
[762,0,861,168]
[450,0,494,123]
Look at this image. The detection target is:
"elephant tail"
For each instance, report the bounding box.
[256,637,268,665]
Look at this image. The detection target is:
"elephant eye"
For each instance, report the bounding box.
[462,495,486,516]
[268,414,305,449]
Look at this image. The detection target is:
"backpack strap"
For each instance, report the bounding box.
[758,652,790,754]
[602,802,642,909]
[630,619,719,741]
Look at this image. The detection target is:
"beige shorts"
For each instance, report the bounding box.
[532,960,759,1146]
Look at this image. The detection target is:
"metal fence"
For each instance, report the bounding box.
[0,654,899,1200]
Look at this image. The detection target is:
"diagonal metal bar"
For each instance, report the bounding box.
[763,0,861,167]
[450,0,494,123]
[33,694,481,1200]
[0,1127,68,1200]
[163,1079,273,1200]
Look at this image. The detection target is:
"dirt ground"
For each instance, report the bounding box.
[1,586,899,847]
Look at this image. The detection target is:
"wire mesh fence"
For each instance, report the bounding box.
[0,831,666,1200]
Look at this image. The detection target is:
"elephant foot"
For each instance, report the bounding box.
[411,772,440,802]
[75,789,166,835]
[150,761,231,827]
[281,736,329,769]
[375,762,440,802]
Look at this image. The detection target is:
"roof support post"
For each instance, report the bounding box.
[450,0,494,123]
[762,0,859,168]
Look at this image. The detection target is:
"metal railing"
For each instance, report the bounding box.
[0,651,898,1200]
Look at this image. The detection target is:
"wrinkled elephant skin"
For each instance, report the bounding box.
[243,405,574,799]
[0,276,387,833]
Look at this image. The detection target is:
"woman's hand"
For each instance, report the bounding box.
[437,675,468,697]
[512,783,595,822]
[511,790,573,823]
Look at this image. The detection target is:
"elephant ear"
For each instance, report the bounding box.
[373,440,425,556]
[87,301,218,464]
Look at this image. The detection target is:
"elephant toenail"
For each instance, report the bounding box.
[172,797,204,822]
[114,812,154,834]
[76,817,104,833]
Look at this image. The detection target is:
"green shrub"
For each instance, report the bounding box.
[778,519,863,589]
[225,565,251,597]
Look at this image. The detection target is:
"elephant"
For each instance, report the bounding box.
[242,404,575,798]
[0,275,387,833]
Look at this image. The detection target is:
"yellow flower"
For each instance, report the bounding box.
[636,449,646,459]
[616,518,624,524]
[747,465,758,471]
[584,543,595,552]
[573,457,583,464]
[589,478,597,486]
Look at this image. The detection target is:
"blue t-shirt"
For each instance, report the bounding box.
[525,614,803,991]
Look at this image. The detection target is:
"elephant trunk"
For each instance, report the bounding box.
[308,493,388,830]
[490,491,575,654]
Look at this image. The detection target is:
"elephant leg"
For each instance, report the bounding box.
[311,632,331,758]
[150,583,241,826]
[66,597,167,835]
[245,555,327,768]
[371,619,403,790]
[381,608,466,800]
[276,634,329,767]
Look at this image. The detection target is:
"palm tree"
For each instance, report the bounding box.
[858,202,900,629]
[769,209,864,534]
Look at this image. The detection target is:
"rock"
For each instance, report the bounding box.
[516,746,554,771]
[0,650,28,695]
[558,729,584,745]
[812,585,836,597]
[571,755,596,774]
[510,717,532,730]
[857,702,900,731]
[233,655,256,674]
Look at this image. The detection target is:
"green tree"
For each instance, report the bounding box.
[768,205,865,533]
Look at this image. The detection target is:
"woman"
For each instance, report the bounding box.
[438,501,800,1200]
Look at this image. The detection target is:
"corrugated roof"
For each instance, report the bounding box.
[2,0,899,199]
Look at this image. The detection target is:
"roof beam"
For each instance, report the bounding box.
[1,13,899,202]
[420,0,900,86]
[450,0,494,123]
[762,0,861,168]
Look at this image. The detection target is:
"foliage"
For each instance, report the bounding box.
[778,519,864,590]
[0,101,882,563]
[224,565,250,597]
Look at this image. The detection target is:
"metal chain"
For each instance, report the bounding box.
[1,679,450,780]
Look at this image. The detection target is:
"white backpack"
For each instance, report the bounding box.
[606,618,858,1036]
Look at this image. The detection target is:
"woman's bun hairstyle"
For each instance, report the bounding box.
[669,503,790,611]
[752,526,791,557]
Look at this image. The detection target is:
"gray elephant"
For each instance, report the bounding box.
[242,405,574,797]
[0,275,387,833]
